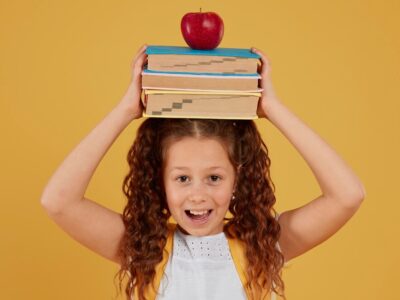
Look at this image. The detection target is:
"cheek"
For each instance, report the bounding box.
[214,189,233,207]
[164,181,175,198]
[165,186,184,209]
[165,199,180,217]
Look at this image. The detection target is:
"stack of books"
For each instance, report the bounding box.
[141,45,262,119]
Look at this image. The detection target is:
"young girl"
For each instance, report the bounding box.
[40,44,366,300]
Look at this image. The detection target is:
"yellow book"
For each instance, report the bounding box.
[142,89,261,120]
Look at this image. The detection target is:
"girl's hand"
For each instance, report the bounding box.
[251,47,281,120]
[118,44,148,119]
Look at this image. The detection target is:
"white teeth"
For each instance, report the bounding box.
[189,210,209,215]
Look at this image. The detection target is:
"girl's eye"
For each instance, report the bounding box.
[210,175,221,182]
[176,175,221,183]
[177,176,189,183]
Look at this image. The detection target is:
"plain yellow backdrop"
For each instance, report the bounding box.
[1,0,398,299]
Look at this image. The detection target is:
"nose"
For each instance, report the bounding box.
[188,181,208,204]
[189,193,207,204]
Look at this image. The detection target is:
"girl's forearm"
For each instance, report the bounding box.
[40,103,136,213]
[265,100,366,206]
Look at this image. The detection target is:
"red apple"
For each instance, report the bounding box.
[181,9,224,50]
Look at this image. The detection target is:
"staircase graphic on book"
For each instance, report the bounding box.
[142,45,262,119]
[145,92,258,119]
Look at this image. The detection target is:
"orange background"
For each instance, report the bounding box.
[1,0,398,299]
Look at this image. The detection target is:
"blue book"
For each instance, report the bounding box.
[145,45,261,59]
[145,45,260,75]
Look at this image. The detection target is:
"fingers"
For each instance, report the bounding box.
[134,44,148,59]
[137,43,147,53]
[131,44,148,79]
[131,44,148,70]
[251,47,271,65]
[251,47,272,75]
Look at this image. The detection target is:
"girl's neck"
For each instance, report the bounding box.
[176,224,225,238]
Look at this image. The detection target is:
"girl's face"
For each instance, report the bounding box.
[163,137,236,236]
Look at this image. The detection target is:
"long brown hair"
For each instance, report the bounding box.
[113,118,286,300]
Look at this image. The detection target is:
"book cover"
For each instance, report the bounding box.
[145,45,261,58]
[145,45,260,74]
[142,68,260,77]
[142,68,262,91]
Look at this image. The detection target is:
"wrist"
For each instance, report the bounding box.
[262,98,283,120]
[118,83,143,120]
[264,98,288,125]
[115,102,139,123]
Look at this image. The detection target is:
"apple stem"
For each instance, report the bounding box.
[200,7,202,12]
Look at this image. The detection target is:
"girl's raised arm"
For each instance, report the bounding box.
[40,44,148,265]
[252,47,366,263]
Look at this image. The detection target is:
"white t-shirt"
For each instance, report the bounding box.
[156,214,281,299]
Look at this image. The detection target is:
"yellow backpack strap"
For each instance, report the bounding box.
[227,235,249,292]
[135,223,176,300]
[227,234,272,299]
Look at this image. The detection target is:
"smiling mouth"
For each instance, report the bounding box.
[185,209,213,220]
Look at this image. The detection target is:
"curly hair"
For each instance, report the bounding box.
[113,118,286,300]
